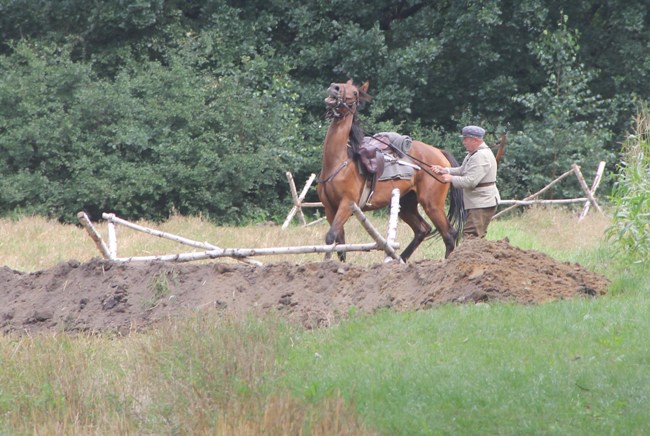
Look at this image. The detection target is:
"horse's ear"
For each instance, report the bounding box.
[346,79,353,85]
[360,81,369,92]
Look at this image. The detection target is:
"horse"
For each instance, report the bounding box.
[317,80,465,262]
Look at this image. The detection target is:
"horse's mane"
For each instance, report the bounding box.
[350,85,371,152]
[349,115,365,154]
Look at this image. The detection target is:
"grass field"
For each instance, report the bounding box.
[0,207,648,434]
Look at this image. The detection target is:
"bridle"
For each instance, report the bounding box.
[319,84,361,189]
[325,86,360,119]
[321,84,447,184]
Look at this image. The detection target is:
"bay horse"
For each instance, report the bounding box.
[317,80,465,261]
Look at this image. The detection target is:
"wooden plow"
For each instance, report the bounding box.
[78,189,404,266]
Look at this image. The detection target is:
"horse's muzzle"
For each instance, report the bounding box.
[324,96,337,107]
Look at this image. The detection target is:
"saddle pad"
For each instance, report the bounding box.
[363,132,414,180]
[379,159,415,180]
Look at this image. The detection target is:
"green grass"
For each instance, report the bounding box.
[281,291,650,434]
[0,207,648,433]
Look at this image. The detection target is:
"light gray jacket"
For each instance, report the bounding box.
[448,143,500,209]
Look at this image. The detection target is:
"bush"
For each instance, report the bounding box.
[0,41,310,224]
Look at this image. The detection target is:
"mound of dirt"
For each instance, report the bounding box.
[0,239,609,335]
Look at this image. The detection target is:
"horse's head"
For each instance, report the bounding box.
[324,80,371,119]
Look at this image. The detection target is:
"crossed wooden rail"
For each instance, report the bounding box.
[78,190,404,265]
[493,161,606,221]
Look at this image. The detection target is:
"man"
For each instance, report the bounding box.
[431,125,500,239]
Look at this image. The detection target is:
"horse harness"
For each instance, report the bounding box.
[325,85,360,120]
[318,83,360,185]
[319,84,446,208]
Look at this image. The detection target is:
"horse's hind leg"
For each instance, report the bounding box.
[420,200,457,258]
[398,193,431,261]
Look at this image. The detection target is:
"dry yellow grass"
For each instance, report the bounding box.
[0,207,610,272]
[1,316,374,435]
[491,205,611,252]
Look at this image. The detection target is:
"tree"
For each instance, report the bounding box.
[500,14,615,200]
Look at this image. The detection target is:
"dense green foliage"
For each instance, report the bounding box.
[0,0,648,222]
[607,107,650,263]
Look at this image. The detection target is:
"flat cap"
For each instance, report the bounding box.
[460,125,485,138]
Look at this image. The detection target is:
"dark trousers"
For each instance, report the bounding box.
[463,206,497,239]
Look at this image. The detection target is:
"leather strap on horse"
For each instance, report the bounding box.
[318,160,349,184]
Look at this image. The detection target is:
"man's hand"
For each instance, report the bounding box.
[430,165,452,183]
[430,164,447,174]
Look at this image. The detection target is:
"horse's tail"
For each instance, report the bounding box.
[441,149,466,245]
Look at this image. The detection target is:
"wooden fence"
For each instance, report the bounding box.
[494,161,606,221]
[78,190,404,265]
[282,161,606,231]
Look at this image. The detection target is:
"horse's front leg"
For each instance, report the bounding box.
[325,202,353,262]
[335,228,346,262]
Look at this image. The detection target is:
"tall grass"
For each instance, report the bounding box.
[0,315,372,434]
[607,106,650,263]
[0,205,610,273]
[1,207,648,433]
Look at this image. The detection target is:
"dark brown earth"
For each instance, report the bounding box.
[0,238,609,335]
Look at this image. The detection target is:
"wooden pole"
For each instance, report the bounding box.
[107,218,117,258]
[107,241,400,263]
[571,163,603,214]
[579,161,606,221]
[282,172,322,229]
[283,172,306,227]
[350,203,403,262]
[77,212,112,259]
[304,217,327,227]
[493,167,576,219]
[384,189,401,263]
[498,198,588,205]
[101,213,263,266]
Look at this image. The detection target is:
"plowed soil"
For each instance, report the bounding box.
[0,238,609,335]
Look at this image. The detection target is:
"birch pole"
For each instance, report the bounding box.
[101,213,263,266]
[107,242,399,263]
[283,172,307,227]
[571,163,603,214]
[350,202,403,262]
[579,161,606,221]
[107,219,117,259]
[384,189,401,263]
[282,172,322,229]
[77,212,112,259]
[493,167,576,219]
[498,198,588,205]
